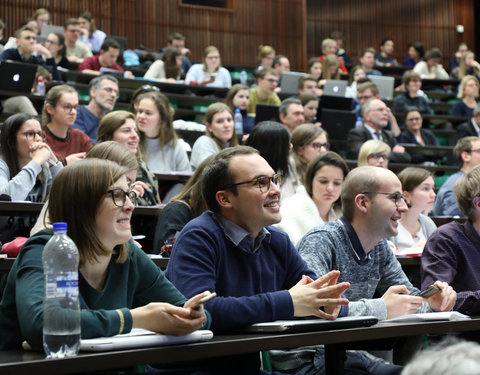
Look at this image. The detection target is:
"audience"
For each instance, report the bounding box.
[79,38,133,78]
[73,75,119,143]
[414,48,449,80]
[97,111,160,206]
[451,75,479,118]
[44,32,71,70]
[331,30,352,64]
[390,167,437,250]
[256,44,275,71]
[423,164,480,315]
[0,25,61,81]
[185,45,231,88]
[298,166,455,374]
[277,151,348,246]
[393,71,433,115]
[357,139,391,168]
[375,38,399,67]
[456,103,480,139]
[78,11,106,53]
[165,146,350,374]
[347,98,410,162]
[152,156,211,255]
[403,42,425,68]
[144,46,182,82]
[398,107,439,160]
[318,38,348,74]
[32,8,49,36]
[63,18,92,63]
[0,113,61,202]
[190,102,238,170]
[346,65,366,98]
[160,32,192,75]
[290,124,328,183]
[449,42,469,70]
[225,84,255,133]
[450,50,480,81]
[433,136,480,217]
[246,67,281,114]
[299,93,320,125]
[42,84,92,165]
[321,54,341,80]
[246,121,297,199]
[306,56,322,80]
[0,158,210,351]
[359,47,382,76]
[279,98,305,133]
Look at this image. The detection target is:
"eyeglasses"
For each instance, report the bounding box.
[362,191,405,207]
[368,152,388,160]
[100,86,119,97]
[106,188,137,207]
[20,130,45,140]
[59,104,79,113]
[310,142,330,150]
[222,173,283,193]
[469,148,480,154]
[265,78,279,84]
[406,117,422,122]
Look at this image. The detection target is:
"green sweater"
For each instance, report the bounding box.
[0,230,210,350]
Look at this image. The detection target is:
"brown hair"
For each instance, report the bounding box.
[86,141,138,172]
[304,151,349,198]
[454,165,480,218]
[290,124,327,181]
[42,84,78,125]
[225,83,249,112]
[204,102,238,149]
[398,167,433,193]
[47,158,129,265]
[203,45,221,73]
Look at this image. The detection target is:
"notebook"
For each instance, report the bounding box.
[280,71,306,94]
[0,60,37,93]
[80,329,214,352]
[321,108,356,141]
[255,104,280,124]
[323,79,348,97]
[367,75,395,101]
[245,316,378,333]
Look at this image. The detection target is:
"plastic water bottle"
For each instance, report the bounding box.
[36,76,45,96]
[240,69,248,86]
[42,222,80,359]
[234,108,243,135]
[355,116,363,128]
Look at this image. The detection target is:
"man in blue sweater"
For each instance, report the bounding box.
[298,166,457,321]
[166,146,352,374]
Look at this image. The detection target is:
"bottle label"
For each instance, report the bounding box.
[45,273,79,299]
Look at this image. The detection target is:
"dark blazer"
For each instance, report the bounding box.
[398,129,439,164]
[456,119,479,141]
[346,125,411,163]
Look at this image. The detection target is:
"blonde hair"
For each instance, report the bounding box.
[457,75,479,99]
[322,55,340,80]
[257,45,275,61]
[357,140,391,166]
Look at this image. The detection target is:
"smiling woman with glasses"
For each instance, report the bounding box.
[290,124,329,187]
[185,45,232,88]
[276,151,349,245]
[0,158,211,352]
[0,113,61,203]
[42,84,93,166]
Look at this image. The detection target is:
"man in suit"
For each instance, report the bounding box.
[457,104,480,140]
[347,98,411,162]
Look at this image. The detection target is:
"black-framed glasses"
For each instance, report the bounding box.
[368,152,389,161]
[310,142,330,150]
[58,104,79,113]
[20,130,45,140]
[222,173,283,193]
[362,191,405,207]
[106,188,137,207]
[469,148,480,154]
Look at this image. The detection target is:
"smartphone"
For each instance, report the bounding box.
[418,285,441,298]
[193,292,217,308]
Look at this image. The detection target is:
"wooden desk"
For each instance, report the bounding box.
[401,144,453,158]
[0,318,478,375]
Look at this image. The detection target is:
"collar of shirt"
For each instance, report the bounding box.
[471,118,480,136]
[364,124,381,139]
[339,216,371,261]
[212,212,271,253]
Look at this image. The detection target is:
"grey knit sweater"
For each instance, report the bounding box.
[298,220,431,320]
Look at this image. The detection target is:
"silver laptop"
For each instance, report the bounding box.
[246,316,378,333]
[323,79,348,97]
[280,71,306,94]
[80,329,213,352]
[40,24,64,38]
[368,75,395,100]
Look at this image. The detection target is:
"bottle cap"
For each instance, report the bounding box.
[52,222,67,232]
[38,76,44,82]
[235,108,240,113]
